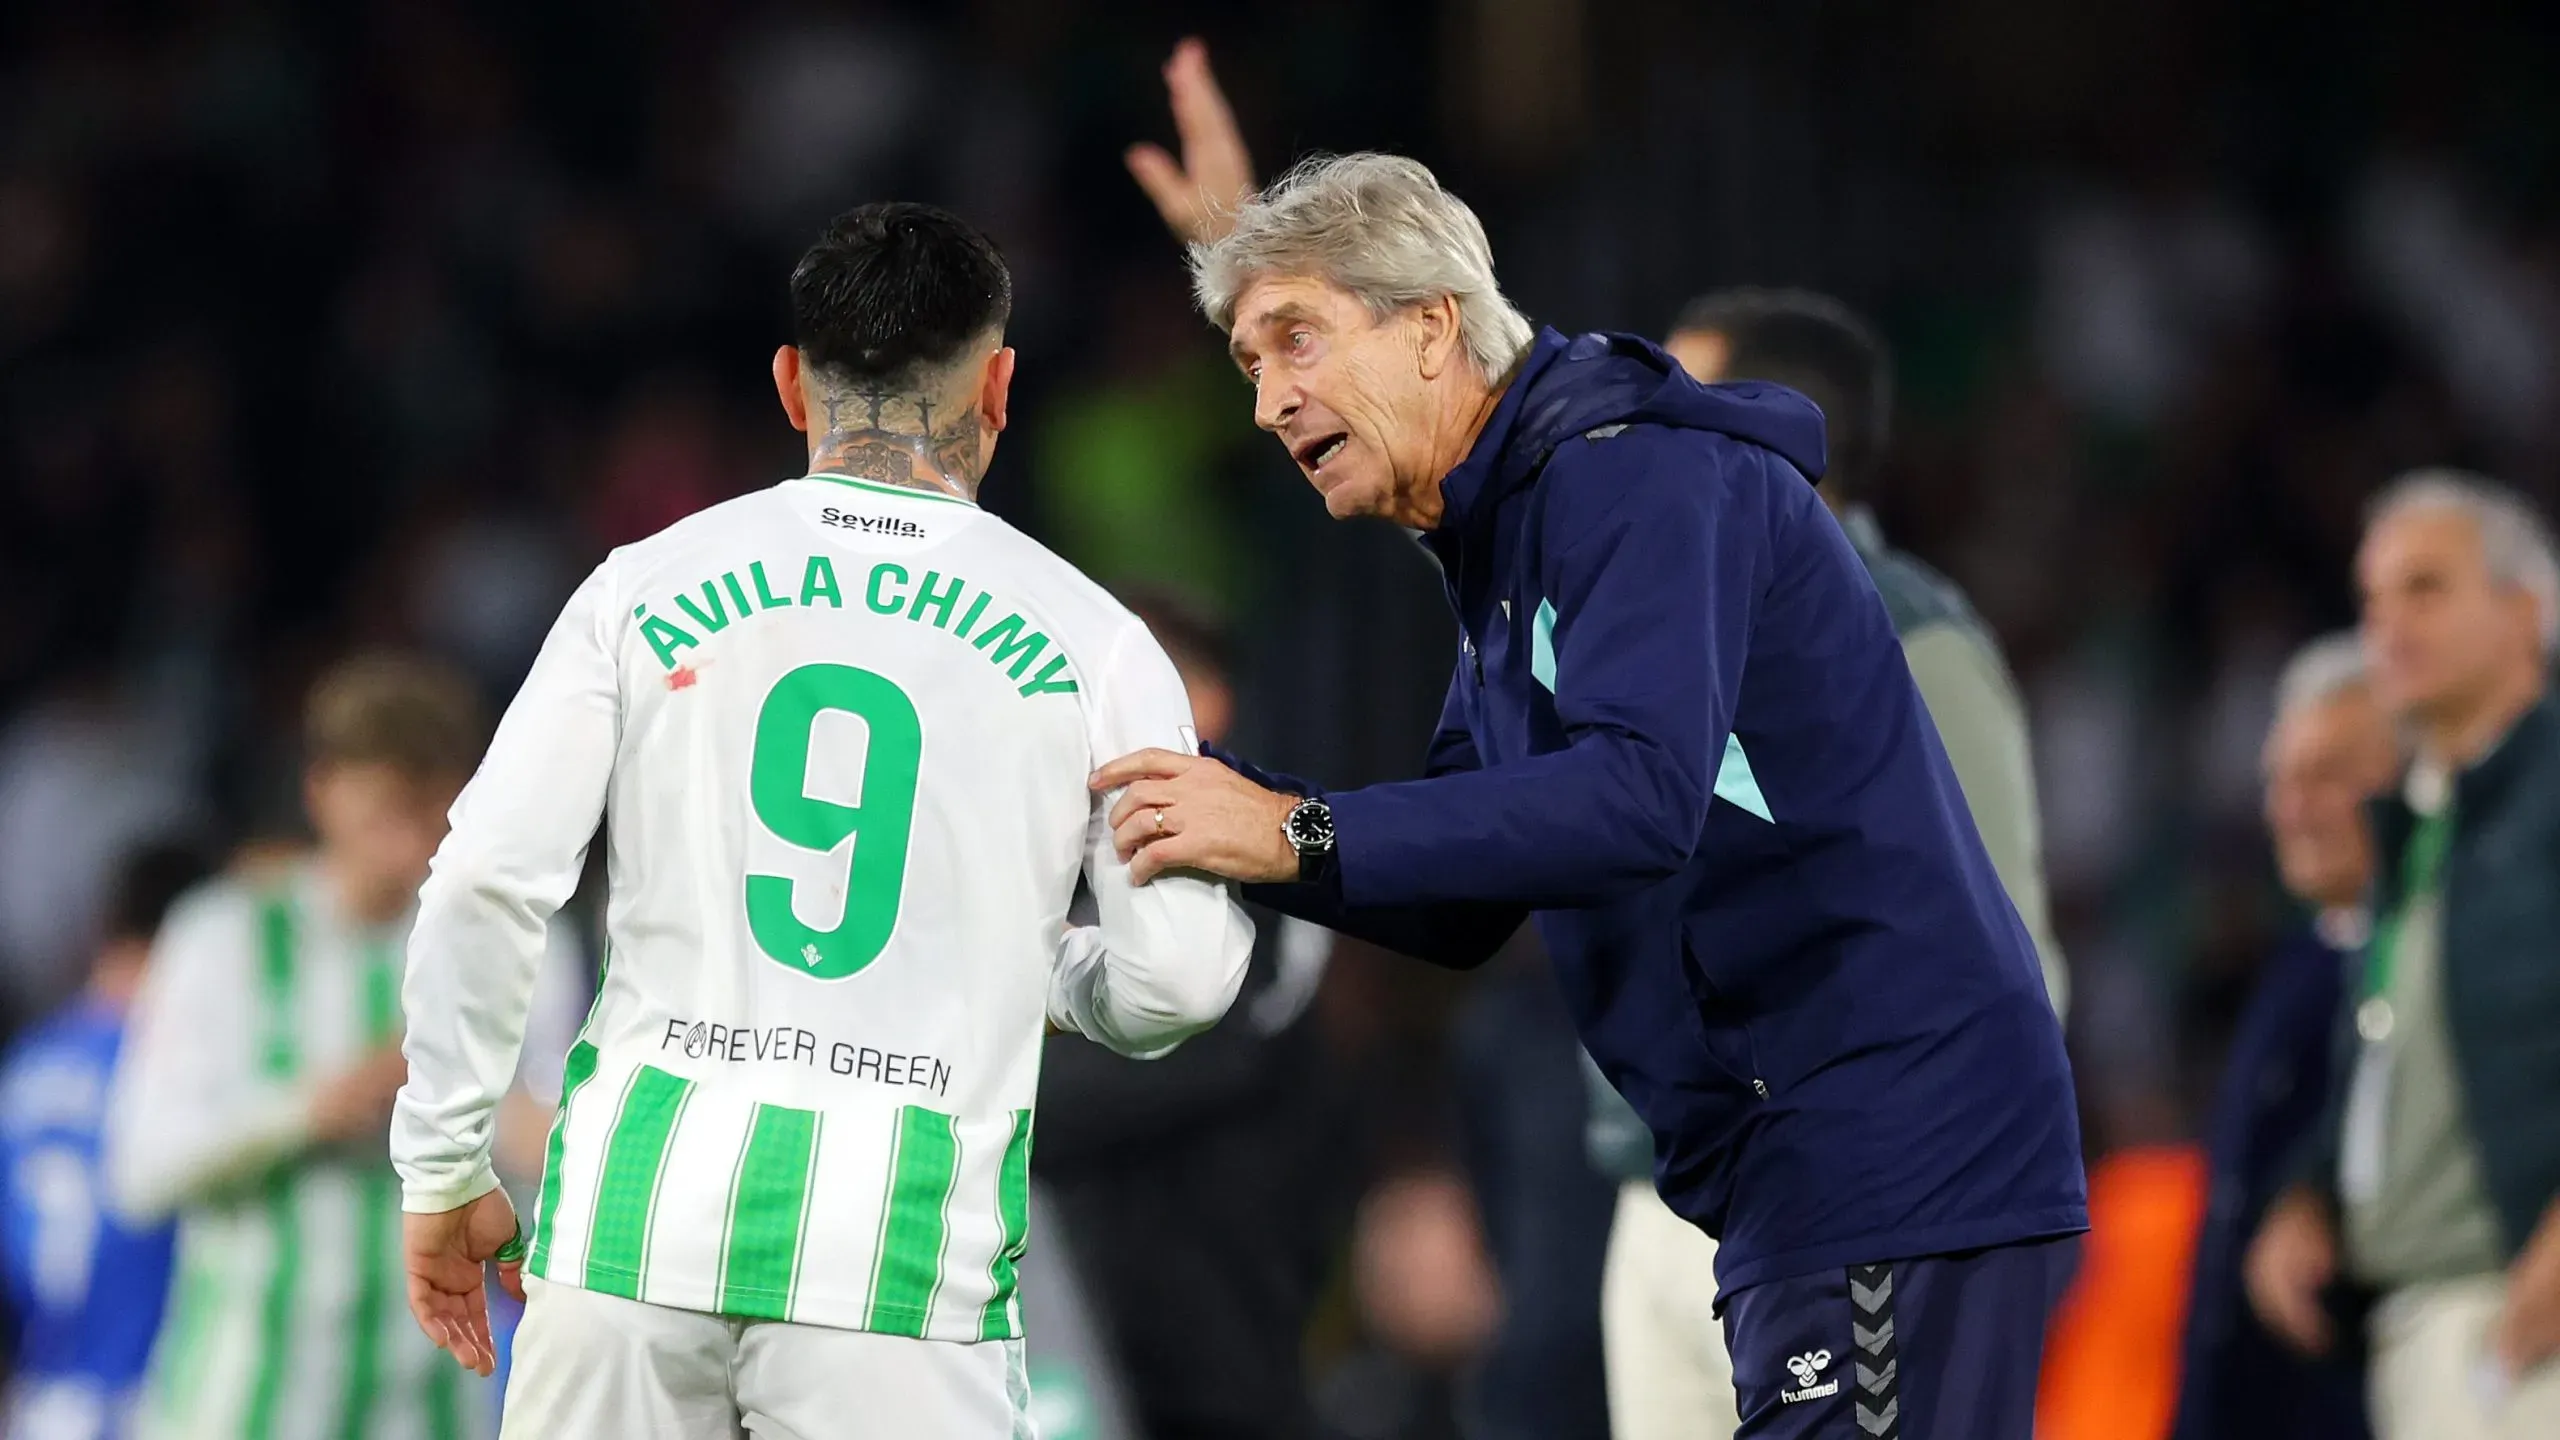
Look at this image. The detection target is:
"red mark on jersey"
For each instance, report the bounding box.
[667,666,699,691]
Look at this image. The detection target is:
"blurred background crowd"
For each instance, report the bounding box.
[8,1,2560,1438]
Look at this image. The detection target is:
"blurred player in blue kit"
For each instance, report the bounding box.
[0,843,208,1440]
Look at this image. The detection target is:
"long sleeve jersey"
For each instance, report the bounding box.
[105,865,491,1440]
[390,472,1254,1343]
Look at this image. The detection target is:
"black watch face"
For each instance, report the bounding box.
[1289,801,1334,853]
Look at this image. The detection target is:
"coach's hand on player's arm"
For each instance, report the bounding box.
[1126,37,1255,246]
[404,1188,527,1378]
[2243,1186,2337,1356]
[1093,749,1299,885]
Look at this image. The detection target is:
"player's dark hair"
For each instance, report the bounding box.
[102,841,213,944]
[1119,588,1232,682]
[791,202,1013,392]
[1673,288,1891,500]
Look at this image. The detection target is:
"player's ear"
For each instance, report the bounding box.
[773,346,811,434]
[982,345,1017,435]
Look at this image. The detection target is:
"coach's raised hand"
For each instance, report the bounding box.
[1125,37,1255,246]
[1093,748,1299,885]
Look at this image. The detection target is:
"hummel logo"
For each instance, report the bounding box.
[1781,1349,1838,1403]
[800,943,824,969]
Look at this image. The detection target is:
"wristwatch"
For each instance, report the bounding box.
[1282,797,1335,880]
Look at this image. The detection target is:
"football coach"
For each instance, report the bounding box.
[1090,151,2086,1439]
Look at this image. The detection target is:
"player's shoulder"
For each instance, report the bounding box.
[962,515,1153,656]
[150,871,276,957]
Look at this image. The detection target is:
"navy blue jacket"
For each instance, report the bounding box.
[1236,328,2086,1292]
[2172,923,2370,1440]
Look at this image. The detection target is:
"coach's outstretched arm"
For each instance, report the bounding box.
[1094,434,1763,924]
[1053,623,1256,1057]
[1179,697,1531,971]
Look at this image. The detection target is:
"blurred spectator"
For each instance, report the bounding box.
[1036,590,1350,1440]
[2174,634,2389,1440]
[1591,288,2068,1440]
[103,654,496,1439]
[1315,1170,1498,1440]
[0,840,208,1440]
[2248,474,2560,1438]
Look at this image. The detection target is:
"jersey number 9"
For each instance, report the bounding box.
[745,663,922,980]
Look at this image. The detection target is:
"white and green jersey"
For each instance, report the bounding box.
[392,473,1254,1343]
[105,866,495,1440]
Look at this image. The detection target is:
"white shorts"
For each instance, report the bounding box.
[501,1277,1032,1439]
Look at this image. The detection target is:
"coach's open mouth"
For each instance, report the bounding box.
[1292,432,1350,474]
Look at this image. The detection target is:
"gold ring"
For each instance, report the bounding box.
[1153,808,1167,834]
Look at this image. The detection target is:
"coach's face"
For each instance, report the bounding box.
[1228,274,1467,528]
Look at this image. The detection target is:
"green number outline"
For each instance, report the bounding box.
[744,663,922,980]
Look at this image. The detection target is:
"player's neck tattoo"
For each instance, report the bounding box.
[807,381,985,504]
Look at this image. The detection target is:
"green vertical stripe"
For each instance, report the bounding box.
[528,1039,602,1278]
[242,892,302,1440]
[980,1110,1035,1340]
[423,1351,460,1440]
[581,1065,693,1298]
[363,937,401,1038]
[786,1116,823,1320]
[530,940,610,1281]
[256,896,297,1077]
[242,1177,301,1439]
[337,1172,393,1439]
[719,1104,822,1319]
[149,1258,218,1416]
[867,1107,961,1337]
[337,940,403,1440]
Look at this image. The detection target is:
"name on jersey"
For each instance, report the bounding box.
[633,555,1079,700]
[660,1017,953,1097]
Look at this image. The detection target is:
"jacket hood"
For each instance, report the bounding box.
[1441,328,1830,531]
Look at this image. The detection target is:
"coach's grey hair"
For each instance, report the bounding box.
[2272,632,2371,722]
[1188,153,1537,382]
[2367,468,2560,653]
